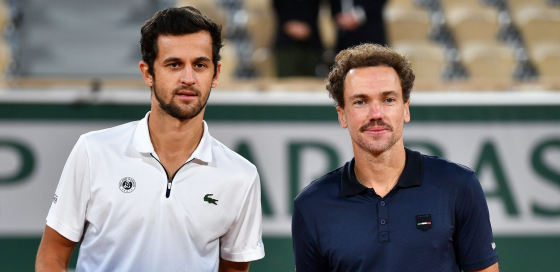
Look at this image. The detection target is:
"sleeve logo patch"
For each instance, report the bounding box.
[416,214,432,231]
[119,177,136,193]
[492,242,496,250]
[53,194,58,204]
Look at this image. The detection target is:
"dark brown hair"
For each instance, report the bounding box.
[326,43,415,108]
[140,6,223,78]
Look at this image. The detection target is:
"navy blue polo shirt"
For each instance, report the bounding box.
[292,148,499,272]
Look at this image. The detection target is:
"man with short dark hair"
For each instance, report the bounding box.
[36,7,264,271]
[292,44,499,271]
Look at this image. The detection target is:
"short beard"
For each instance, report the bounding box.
[356,119,399,154]
[152,78,211,120]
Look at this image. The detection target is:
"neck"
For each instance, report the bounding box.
[353,141,406,197]
[148,105,205,161]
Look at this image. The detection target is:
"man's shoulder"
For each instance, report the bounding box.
[294,165,344,206]
[419,152,478,186]
[209,137,257,174]
[81,120,138,145]
[422,153,475,175]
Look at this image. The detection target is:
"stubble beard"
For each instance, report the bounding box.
[355,119,401,155]
[152,79,211,120]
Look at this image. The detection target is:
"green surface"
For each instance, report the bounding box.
[1,104,560,121]
[1,236,558,271]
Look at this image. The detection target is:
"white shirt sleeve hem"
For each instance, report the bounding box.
[220,248,265,262]
[46,216,82,242]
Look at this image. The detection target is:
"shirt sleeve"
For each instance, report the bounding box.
[292,200,329,272]
[454,172,499,271]
[220,170,265,262]
[46,135,91,242]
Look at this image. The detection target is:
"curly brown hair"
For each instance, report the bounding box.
[326,44,415,108]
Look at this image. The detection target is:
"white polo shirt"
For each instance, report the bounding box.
[46,112,265,271]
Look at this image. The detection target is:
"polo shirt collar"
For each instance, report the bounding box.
[132,111,213,163]
[341,147,423,197]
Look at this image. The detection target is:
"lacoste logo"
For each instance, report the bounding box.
[119,177,136,193]
[204,194,218,205]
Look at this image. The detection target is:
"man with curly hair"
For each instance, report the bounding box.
[292,44,499,272]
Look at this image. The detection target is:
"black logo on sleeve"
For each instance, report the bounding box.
[119,177,136,193]
[416,214,432,231]
[53,194,58,204]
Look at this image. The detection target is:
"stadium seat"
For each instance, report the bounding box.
[388,0,418,8]
[507,0,548,14]
[0,0,9,33]
[218,43,239,81]
[530,42,560,85]
[0,39,11,80]
[393,42,445,82]
[244,0,276,50]
[460,42,515,86]
[176,0,228,31]
[384,5,431,45]
[444,4,500,45]
[318,1,337,50]
[512,6,560,50]
[252,47,275,78]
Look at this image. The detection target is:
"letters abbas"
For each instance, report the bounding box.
[36,7,264,271]
[291,44,499,271]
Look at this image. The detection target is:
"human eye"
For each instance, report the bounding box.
[385,97,396,103]
[195,63,208,69]
[353,100,365,106]
[168,62,181,68]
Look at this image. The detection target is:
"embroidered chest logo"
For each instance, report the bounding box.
[119,177,136,193]
[204,194,218,205]
[416,214,432,231]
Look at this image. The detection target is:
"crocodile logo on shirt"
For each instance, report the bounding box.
[204,194,218,205]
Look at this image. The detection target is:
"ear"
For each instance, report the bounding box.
[404,100,411,123]
[337,106,348,128]
[211,62,221,88]
[139,61,153,88]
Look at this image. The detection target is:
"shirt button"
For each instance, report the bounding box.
[380,201,386,206]
[368,190,373,196]
[380,219,387,225]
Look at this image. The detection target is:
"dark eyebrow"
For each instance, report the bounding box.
[349,94,368,100]
[195,56,211,62]
[349,91,400,101]
[162,56,211,63]
[382,91,400,97]
[163,57,182,63]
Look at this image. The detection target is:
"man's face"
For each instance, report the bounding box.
[140,31,220,120]
[337,66,410,155]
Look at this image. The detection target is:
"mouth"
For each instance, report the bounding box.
[175,90,198,100]
[362,126,390,135]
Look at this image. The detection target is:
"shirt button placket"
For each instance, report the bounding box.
[377,200,389,242]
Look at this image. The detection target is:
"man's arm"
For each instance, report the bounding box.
[470,262,499,272]
[219,258,250,272]
[292,201,329,271]
[454,171,499,271]
[36,225,78,272]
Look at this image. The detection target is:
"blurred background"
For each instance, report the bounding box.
[0,0,560,271]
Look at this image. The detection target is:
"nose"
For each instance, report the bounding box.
[369,102,384,120]
[180,66,195,86]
